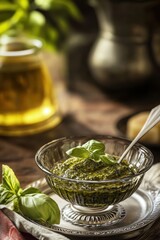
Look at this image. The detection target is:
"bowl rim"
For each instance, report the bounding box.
[35,135,154,183]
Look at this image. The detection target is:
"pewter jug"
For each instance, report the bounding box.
[89,0,160,91]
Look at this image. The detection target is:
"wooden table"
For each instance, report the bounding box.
[0,53,160,240]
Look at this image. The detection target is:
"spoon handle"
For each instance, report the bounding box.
[118,105,160,163]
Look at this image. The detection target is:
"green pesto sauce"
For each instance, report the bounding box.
[52,157,136,180]
[51,156,139,207]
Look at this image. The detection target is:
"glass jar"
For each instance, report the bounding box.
[0,37,61,136]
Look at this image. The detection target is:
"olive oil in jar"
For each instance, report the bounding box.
[0,38,61,135]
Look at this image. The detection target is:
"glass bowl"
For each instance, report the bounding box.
[35,135,154,227]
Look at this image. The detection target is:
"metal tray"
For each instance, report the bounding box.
[29,163,160,239]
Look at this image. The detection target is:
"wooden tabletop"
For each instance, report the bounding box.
[0,53,160,240]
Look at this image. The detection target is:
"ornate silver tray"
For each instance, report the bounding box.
[29,163,160,239]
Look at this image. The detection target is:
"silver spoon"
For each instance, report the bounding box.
[118,105,160,163]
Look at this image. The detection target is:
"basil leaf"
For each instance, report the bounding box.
[0,165,61,225]
[0,184,16,204]
[2,165,21,194]
[82,140,105,155]
[65,140,118,166]
[66,146,90,159]
[21,187,42,196]
[100,154,117,165]
[90,148,106,161]
[18,193,60,224]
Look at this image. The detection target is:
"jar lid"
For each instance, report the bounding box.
[0,37,42,57]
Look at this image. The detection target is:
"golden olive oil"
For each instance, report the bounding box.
[0,38,61,135]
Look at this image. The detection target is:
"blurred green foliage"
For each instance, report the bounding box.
[0,0,82,50]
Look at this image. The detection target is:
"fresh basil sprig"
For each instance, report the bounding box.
[66,139,117,165]
[0,165,60,225]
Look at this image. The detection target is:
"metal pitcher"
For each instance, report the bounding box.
[89,0,160,91]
